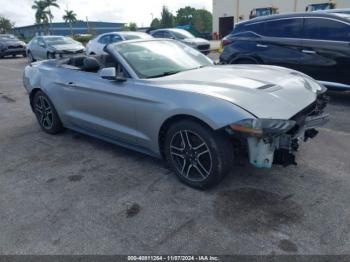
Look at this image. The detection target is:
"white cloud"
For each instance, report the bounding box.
[0,0,212,27]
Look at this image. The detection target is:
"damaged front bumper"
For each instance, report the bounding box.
[228,94,329,168]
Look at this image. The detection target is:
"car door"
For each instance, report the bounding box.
[29,37,41,59]
[55,62,138,144]
[253,18,304,70]
[36,37,48,60]
[298,17,350,86]
[96,34,111,55]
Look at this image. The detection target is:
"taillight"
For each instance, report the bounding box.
[222,39,233,47]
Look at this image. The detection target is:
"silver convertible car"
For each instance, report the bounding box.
[23,39,329,188]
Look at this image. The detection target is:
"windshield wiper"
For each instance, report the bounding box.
[147,70,182,79]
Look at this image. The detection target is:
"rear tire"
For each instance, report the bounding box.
[47,52,55,59]
[164,120,233,189]
[32,91,63,134]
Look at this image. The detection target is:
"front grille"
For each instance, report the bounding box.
[62,49,84,54]
[288,94,328,135]
[291,101,317,122]
[198,44,210,51]
[8,45,23,49]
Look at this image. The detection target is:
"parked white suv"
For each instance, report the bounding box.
[86,32,153,56]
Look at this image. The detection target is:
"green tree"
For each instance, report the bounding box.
[123,22,138,31]
[161,6,174,28]
[150,18,161,29]
[43,0,59,34]
[0,16,14,34]
[63,9,77,36]
[193,9,212,33]
[32,0,60,35]
[176,6,196,26]
[32,0,49,24]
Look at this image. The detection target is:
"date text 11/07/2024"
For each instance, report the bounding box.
[127,256,220,261]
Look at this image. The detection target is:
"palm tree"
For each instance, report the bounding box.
[32,0,48,24]
[43,0,60,34]
[63,10,77,36]
[32,0,50,34]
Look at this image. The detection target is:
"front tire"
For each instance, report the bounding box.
[164,120,233,189]
[27,51,35,63]
[32,91,63,134]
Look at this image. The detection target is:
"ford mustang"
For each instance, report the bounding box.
[23,39,329,188]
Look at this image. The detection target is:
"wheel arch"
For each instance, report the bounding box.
[158,114,217,159]
[29,88,42,110]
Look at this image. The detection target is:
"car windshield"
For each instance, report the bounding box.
[171,29,195,39]
[44,36,77,45]
[123,33,152,40]
[0,34,18,41]
[113,40,212,79]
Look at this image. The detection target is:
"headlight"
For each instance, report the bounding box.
[185,42,196,47]
[229,118,296,137]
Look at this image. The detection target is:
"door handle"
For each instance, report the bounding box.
[257,44,268,48]
[302,50,317,54]
[66,82,78,88]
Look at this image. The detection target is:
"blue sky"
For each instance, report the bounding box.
[0,0,212,27]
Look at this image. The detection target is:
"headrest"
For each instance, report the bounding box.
[83,57,101,72]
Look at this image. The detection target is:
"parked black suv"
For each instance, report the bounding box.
[220,13,350,90]
[0,34,26,58]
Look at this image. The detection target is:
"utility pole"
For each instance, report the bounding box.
[294,0,298,12]
[236,0,240,23]
[86,16,90,34]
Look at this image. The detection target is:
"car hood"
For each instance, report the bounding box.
[148,65,319,119]
[0,40,24,46]
[50,43,84,51]
[182,38,209,45]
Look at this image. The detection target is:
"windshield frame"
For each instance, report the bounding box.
[107,39,213,80]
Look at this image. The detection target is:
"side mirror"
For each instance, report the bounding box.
[99,67,127,82]
[100,67,116,80]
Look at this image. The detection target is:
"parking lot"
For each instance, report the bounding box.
[0,57,350,255]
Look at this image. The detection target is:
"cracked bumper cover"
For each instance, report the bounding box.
[247,113,329,168]
[246,95,329,168]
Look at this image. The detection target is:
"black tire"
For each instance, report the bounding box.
[22,53,27,58]
[164,120,233,189]
[27,51,35,63]
[231,58,257,64]
[32,91,63,134]
[47,52,55,59]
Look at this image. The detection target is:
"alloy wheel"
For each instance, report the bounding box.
[35,95,53,129]
[170,130,212,182]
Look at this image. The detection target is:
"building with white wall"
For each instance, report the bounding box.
[213,0,350,37]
